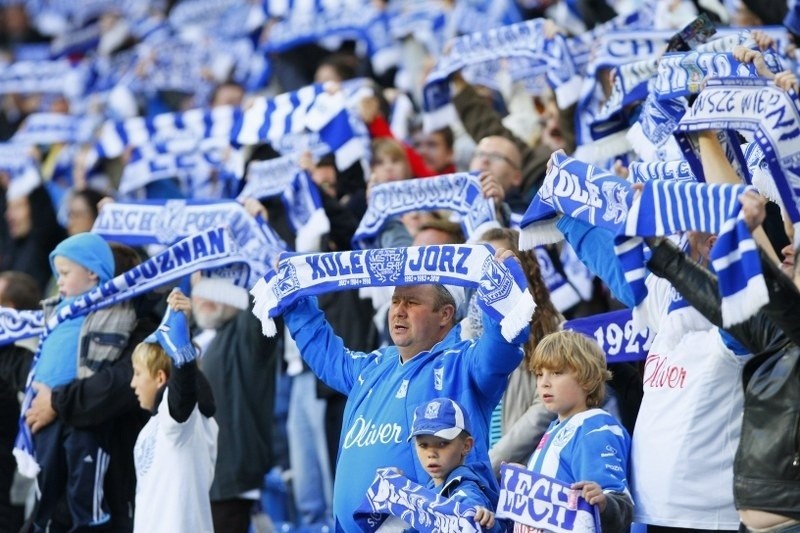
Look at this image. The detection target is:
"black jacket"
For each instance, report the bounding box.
[646,239,800,520]
[199,309,281,501]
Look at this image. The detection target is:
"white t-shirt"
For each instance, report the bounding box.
[631,275,747,529]
[133,387,219,533]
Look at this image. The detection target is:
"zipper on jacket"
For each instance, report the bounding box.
[793,412,800,467]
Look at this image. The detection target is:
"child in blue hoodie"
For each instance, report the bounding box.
[409,398,500,532]
[28,232,120,531]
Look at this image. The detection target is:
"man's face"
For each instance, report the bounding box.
[469,137,522,193]
[191,295,237,330]
[388,285,450,361]
[5,196,31,239]
[413,131,453,173]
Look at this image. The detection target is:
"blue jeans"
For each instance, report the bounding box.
[287,371,332,526]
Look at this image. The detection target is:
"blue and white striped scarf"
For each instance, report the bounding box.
[421,19,577,131]
[261,0,399,75]
[496,464,600,532]
[96,84,365,170]
[675,77,800,249]
[14,226,247,477]
[119,141,243,199]
[0,60,86,95]
[654,52,761,102]
[521,153,768,325]
[250,244,535,343]
[92,200,286,284]
[168,0,254,38]
[238,157,330,253]
[11,113,97,146]
[352,173,499,249]
[618,180,767,326]
[353,468,481,533]
[0,145,41,199]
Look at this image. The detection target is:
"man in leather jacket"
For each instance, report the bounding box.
[644,194,800,531]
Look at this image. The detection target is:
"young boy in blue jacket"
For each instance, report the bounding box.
[409,397,500,532]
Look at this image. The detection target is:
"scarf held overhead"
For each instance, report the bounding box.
[250,244,535,343]
[353,172,499,249]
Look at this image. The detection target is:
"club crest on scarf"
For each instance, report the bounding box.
[366,248,408,284]
[478,255,513,305]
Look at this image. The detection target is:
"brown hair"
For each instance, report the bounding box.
[479,227,563,358]
[0,271,41,310]
[371,138,411,180]
[417,219,465,244]
[530,330,611,408]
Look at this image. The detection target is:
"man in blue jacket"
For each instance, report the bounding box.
[284,250,526,532]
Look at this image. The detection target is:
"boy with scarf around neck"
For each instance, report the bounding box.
[407,397,499,531]
[130,289,218,533]
[282,247,528,532]
[26,232,123,531]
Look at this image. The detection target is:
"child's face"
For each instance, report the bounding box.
[130,359,166,411]
[414,434,473,486]
[535,367,588,421]
[370,154,408,185]
[53,256,98,297]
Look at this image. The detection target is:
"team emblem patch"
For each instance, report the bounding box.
[366,248,407,283]
[153,199,187,244]
[601,182,629,225]
[478,256,513,305]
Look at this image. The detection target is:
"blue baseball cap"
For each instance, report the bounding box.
[408,398,471,441]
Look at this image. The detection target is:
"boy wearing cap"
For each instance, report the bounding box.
[130,288,218,533]
[409,398,498,531]
[27,232,138,531]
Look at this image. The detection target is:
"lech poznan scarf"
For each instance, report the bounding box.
[496,464,600,532]
[14,226,247,477]
[352,468,481,533]
[92,200,286,284]
[352,173,499,249]
[250,244,535,342]
[675,77,800,248]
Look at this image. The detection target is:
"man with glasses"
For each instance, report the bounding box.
[469,135,526,217]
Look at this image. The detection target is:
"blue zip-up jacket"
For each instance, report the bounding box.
[285,296,525,532]
[428,464,503,533]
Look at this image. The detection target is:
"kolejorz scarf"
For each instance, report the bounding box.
[352,467,481,533]
[250,244,535,343]
[352,173,499,249]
